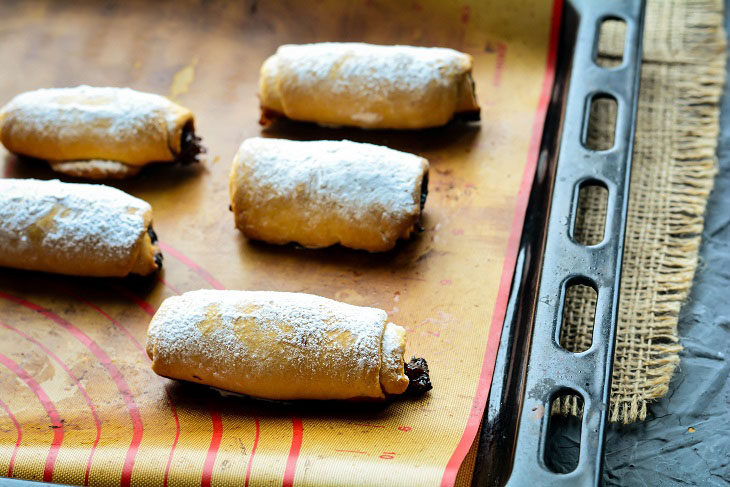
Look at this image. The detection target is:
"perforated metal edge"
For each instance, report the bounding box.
[472,1,646,485]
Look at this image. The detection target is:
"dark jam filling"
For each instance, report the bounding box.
[420,173,429,212]
[404,357,432,396]
[415,173,429,232]
[176,121,205,165]
[148,226,163,269]
[148,226,159,244]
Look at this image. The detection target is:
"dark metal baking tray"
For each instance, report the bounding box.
[471,0,645,485]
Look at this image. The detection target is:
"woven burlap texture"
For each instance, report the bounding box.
[556,0,726,423]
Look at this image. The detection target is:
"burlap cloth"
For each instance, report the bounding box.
[557,0,727,423]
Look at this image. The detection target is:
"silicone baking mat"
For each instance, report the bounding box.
[0,1,560,486]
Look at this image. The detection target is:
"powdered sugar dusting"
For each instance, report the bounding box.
[380,322,408,394]
[234,138,428,247]
[147,290,389,399]
[272,42,472,127]
[277,43,469,95]
[381,323,404,368]
[0,179,150,275]
[1,85,181,143]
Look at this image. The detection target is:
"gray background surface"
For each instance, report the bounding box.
[601,4,730,484]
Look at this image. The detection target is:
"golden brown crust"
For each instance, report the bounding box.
[130,213,161,276]
[229,138,429,252]
[146,290,415,401]
[0,178,160,277]
[0,86,196,179]
[260,106,481,128]
[258,43,481,129]
[48,160,142,179]
[456,72,480,115]
[379,323,410,395]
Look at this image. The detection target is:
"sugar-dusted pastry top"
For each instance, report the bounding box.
[259,42,480,129]
[229,137,429,252]
[0,178,160,277]
[146,290,426,400]
[0,85,203,178]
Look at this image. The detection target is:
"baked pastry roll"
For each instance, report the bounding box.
[229,137,429,252]
[259,42,480,129]
[0,85,204,179]
[146,290,432,400]
[0,178,161,277]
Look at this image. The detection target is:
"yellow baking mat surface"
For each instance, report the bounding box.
[0,1,560,486]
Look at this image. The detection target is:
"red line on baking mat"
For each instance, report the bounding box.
[201,409,224,487]
[0,397,22,477]
[0,319,101,486]
[282,418,303,487]
[0,292,144,487]
[440,0,563,486]
[63,293,182,487]
[104,283,182,487]
[162,397,181,487]
[64,290,147,355]
[107,283,158,317]
[157,240,226,290]
[136,255,229,487]
[0,353,64,482]
[157,275,182,295]
[114,282,182,487]
[244,416,260,487]
[138,286,182,487]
